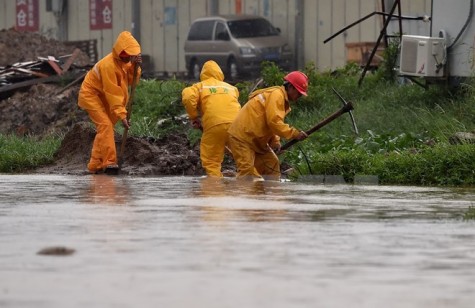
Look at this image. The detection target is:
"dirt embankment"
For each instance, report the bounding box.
[0,29,211,176]
[34,122,205,176]
[0,28,91,67]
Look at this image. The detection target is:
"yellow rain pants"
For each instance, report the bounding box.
[228,86,300,181]
[200,123,232,177]
[228,135,280,181]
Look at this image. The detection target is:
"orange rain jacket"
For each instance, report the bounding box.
[228,86,300,153]
[78,31,141,122]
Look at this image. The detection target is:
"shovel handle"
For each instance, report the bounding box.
[119,63,140,161]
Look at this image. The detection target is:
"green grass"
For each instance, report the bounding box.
[284,144,475,186]
[0,134,61,173]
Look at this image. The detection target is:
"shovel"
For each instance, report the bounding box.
[279,87,358,153]
[117,62,139,170]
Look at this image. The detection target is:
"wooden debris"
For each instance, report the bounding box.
[0,50,91,98]
[61,48,82,73]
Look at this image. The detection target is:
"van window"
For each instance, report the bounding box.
[187,20,215,40]
[227,18,279,38]
[215,22,229,40]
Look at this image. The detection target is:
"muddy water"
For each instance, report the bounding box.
[1,174,475,308]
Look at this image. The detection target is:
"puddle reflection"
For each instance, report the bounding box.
[83,174,130,205]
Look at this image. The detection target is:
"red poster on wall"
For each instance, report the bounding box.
[90,0,113,30]
[16,0,39,32]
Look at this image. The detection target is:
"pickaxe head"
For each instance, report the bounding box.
[331,87,359,135]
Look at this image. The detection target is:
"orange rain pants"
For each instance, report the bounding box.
[84,102,119,172]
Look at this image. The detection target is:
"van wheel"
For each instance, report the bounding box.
[227,58,239,80]
[190,60,201,80]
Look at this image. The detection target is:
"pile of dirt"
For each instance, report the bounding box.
[0,28,92,136]
[0,83,88,135]
[35,122,207,176]
[0,28,91,67]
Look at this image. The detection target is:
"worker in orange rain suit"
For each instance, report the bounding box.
[181,60,241,177]
[227,71,309,181]
[78,31,142,174]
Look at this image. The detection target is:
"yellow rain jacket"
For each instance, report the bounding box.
[78,31,141,172]
[228,86,300,153]
[181,60,241,177]
[182,61,240,130]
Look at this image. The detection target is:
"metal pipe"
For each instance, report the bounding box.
[132,0,141,43]
[358,0,400,86]
[294,0,304,70]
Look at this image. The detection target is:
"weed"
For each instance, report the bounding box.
[463,206,475,220]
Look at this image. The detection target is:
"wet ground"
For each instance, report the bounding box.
[1,174,475,308]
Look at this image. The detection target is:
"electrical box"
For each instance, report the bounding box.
[399,35,446,77]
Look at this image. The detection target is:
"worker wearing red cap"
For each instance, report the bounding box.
[78,31,142,174]
[227,71,309,181]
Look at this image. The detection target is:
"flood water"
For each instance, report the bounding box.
[1,174,475,308]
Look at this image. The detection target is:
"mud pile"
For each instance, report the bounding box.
[0,28,91,67]
[0,83,88,135]
[0,28,92,136]
[35,122,208,176]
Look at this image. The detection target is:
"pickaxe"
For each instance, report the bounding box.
[279,87,358,152]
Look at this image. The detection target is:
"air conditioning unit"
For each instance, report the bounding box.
[399,35,446,77]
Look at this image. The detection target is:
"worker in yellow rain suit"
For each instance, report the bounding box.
[78,31,142,174]
[227,71,309,181]
[182,60,241,177]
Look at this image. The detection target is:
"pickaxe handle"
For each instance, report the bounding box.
[280,100,354,152]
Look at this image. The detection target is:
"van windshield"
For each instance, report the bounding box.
[227,18,279,38]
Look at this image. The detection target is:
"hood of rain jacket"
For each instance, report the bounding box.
[78,31,141,121]
[181,60,240,129]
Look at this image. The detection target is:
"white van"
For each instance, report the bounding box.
[184,15,294,80]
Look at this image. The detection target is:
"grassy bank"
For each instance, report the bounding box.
[2,60,475,185]
[0,134,61,173]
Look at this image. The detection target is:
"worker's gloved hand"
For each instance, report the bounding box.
[191,118,202,130]
[131,53,142,65]
[270,142,281,153]
[121,118,130,129]
[296,131,308,141]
